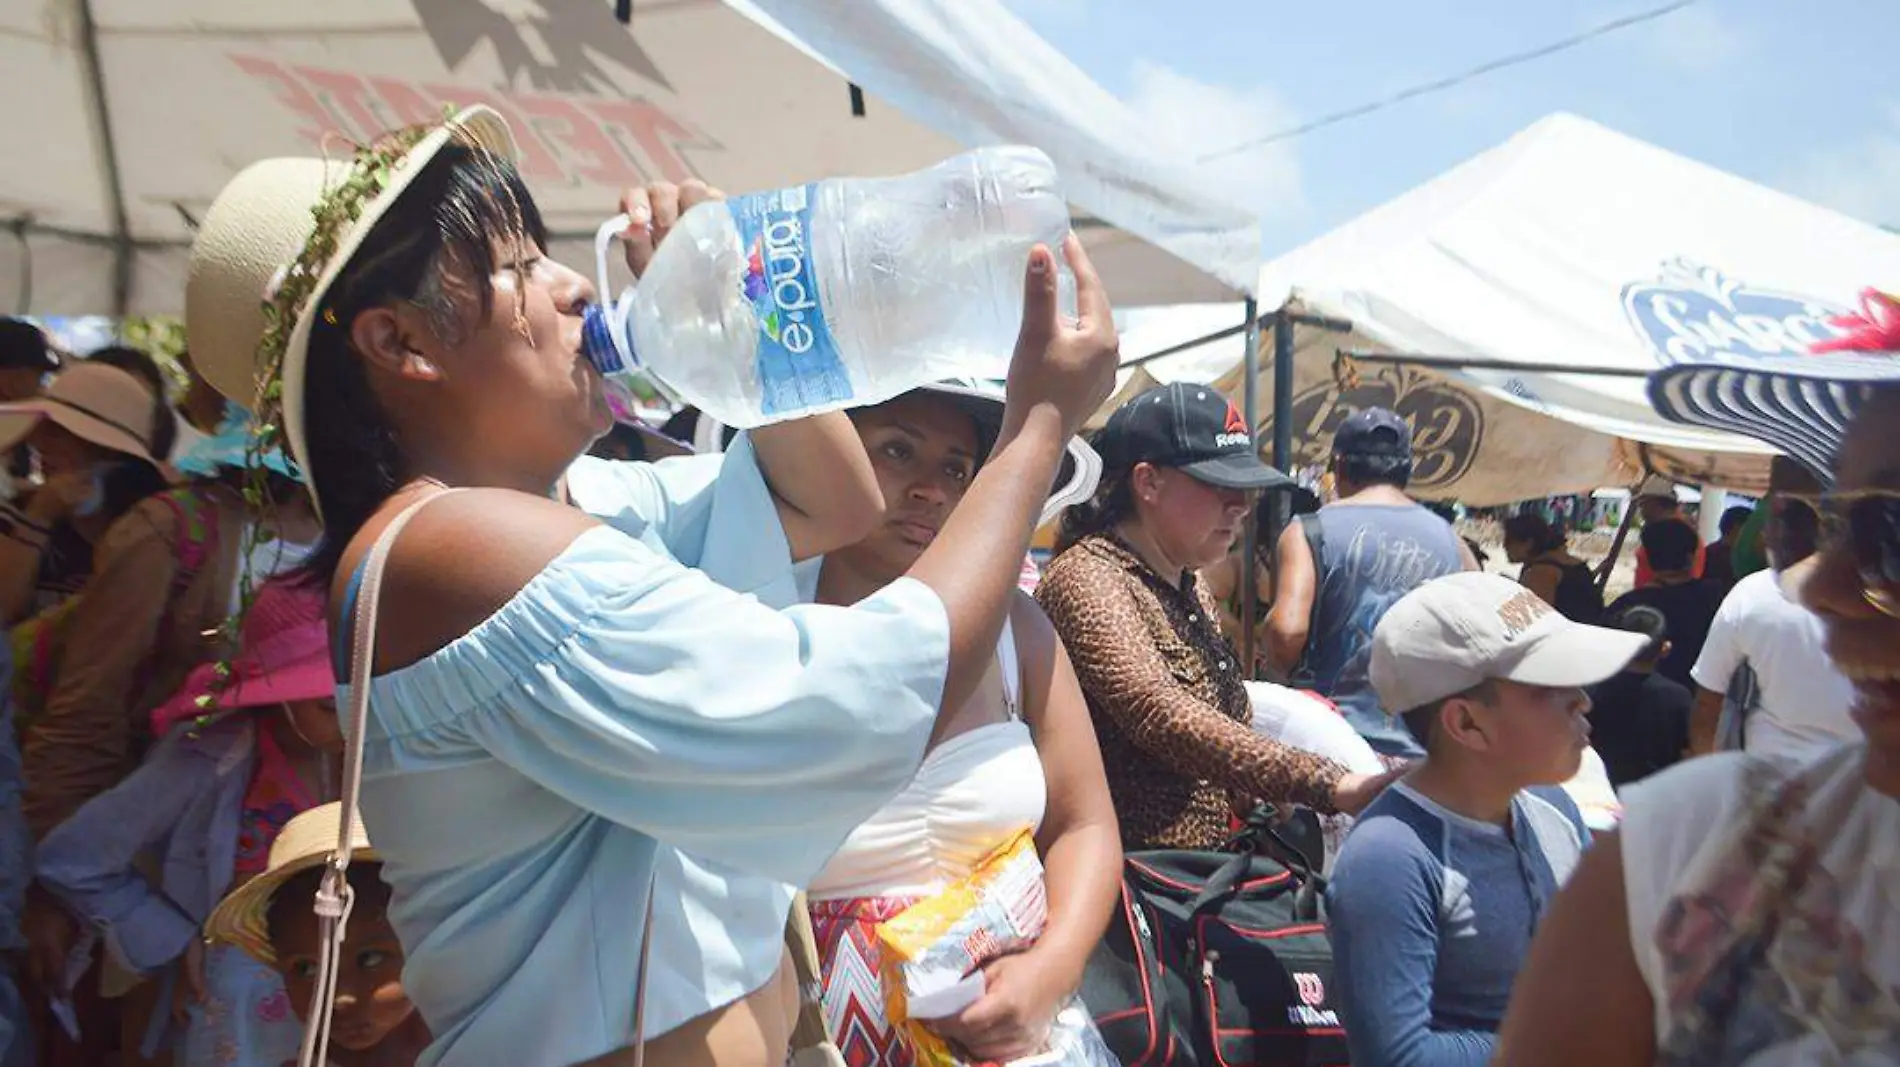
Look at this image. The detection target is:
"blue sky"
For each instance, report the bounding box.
[1000,0,1900,258]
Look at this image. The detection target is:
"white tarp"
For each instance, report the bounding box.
[1,0,1258,317]
[1114,112,1900,505]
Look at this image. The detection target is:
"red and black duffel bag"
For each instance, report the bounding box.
[1081,810,1347,1067]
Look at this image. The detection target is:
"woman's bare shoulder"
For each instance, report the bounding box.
[333,488,602,673]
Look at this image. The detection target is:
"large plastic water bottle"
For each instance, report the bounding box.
[584,146,1073,429]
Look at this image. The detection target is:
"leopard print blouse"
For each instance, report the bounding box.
[1036,532,1347,851]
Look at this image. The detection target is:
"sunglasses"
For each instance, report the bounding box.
[1775,491,1900,616]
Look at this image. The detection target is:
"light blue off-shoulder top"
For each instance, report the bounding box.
[343,439,947,1067]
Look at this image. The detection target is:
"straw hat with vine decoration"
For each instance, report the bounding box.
[185,105,518,517]
[182,105,518,708]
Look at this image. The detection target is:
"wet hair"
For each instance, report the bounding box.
[1718,505,1752,538]
[1503,513,1565,555]
[86,345,178,460]
[265,862,394,950]
[1401,678,1497,750]
[1640,517,1701,572]
[1605,603,1669,664]
[1335,451,1412,490]
[299,142,547,586]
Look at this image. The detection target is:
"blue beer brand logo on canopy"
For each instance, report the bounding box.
[1622,259,1850,367]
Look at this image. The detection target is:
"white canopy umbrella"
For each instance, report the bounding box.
[2,0,1259,316]
[1114,112,1900,504]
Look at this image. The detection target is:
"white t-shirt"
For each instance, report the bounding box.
[1620,744,1899,1062]
[1689,569,1857,761]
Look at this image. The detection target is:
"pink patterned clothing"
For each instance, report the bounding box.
[1621,743,1900,1064]
[189,730,325,1065]
[234,728,321,877]
[1018,555,1042,594]
[808,896,923,1067]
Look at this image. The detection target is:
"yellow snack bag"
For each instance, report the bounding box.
[875,829,1047,1067]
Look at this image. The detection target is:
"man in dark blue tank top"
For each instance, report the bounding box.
[1267,408,1475,758]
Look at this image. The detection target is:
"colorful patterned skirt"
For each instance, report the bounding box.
[807,895,922,1067]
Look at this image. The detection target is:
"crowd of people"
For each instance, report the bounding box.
[0,104,1893,1067]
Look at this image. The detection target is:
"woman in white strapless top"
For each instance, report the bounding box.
[800,381,1123,1067]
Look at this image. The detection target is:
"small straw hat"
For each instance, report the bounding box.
[0,361,160,465]
[203,801,377,964]
[185,107,516,511]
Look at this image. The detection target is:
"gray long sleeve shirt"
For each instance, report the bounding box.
[1325,780,1588,1067]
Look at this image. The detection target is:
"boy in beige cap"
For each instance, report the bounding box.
[1323,572,1646,1067]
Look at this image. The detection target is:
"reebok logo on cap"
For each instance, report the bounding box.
[1096,382,1293,491]
[1215,401,1250,448]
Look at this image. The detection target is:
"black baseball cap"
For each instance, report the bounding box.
[1332,406,1412,459]
[1097,382,1293,490]
[0,318,59,373]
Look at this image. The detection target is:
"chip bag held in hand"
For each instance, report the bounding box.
[875,830,1116,1067]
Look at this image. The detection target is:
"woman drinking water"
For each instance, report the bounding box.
[183,106,1118,1067]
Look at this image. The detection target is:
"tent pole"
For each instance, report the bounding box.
[1239,297,1261,679]
[1337,349,1651,378]
[6,220,29,314]
[1257,307,1298,679]
[76,0,133,318]
[1119,308,1349,371]
[1272,308,1295,472]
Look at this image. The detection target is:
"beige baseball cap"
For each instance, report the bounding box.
[1370,572,1649,714]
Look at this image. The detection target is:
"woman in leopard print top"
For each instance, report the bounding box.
[1037,384,1394,850]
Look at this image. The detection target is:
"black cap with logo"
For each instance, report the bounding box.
[1096,382,1293,490]
[1332,406,1413,459]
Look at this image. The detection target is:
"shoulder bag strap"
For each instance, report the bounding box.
[996,616,1021,720]
[783,892,845,1067]
[298,489,659,1067]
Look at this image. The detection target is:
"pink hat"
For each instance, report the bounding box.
[152,578,336,736]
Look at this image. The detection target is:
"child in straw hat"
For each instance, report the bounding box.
[205,802,429,1067]
[34,576,341,1064]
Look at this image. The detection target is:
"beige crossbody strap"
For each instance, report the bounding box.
[297,488,659,1067]
[784,893,844,1067]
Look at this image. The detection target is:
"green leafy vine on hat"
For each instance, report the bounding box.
[189,115,450,732]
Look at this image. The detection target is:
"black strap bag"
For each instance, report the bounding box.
[1082,810,1348,1067]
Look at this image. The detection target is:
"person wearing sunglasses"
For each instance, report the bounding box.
[1495,290,1900,1065]
[1684,456,1857,759]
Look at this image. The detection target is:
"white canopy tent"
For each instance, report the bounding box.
[2,0,1258,317]
[1112,112,1900,505]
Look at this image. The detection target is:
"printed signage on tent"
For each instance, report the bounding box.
[1621,259,1849,367]
[1272,365,1485,493]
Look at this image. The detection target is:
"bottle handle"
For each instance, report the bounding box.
[591,212,690,416]
[594,212,635,312]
